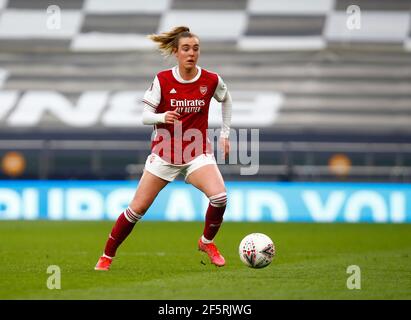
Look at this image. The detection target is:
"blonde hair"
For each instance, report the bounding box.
[148,26,198,57]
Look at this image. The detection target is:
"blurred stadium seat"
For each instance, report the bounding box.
[0,0,410,181]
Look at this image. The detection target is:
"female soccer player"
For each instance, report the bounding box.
[95,26,232,270]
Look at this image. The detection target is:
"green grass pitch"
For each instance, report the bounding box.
[0,221,410,299]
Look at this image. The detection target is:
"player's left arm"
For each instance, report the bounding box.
[214,75,232,160]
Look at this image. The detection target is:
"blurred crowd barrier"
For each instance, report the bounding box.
[1,180,410,222]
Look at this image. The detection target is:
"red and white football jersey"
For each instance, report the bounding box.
[143,66,228,164]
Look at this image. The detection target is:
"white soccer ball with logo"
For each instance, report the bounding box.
[239,233,275,268]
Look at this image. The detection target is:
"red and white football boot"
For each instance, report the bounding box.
[94,255,113,271]
[198,238,226,267]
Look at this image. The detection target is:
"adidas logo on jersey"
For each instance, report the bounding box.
[170,88,177,94]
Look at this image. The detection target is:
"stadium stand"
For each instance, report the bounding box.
[0,0,411,181]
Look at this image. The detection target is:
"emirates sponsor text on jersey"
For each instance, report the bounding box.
[170,98,206,113]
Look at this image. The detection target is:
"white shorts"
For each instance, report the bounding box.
[144,153,217,182]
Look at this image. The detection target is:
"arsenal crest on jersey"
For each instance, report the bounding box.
[200,85,207,95]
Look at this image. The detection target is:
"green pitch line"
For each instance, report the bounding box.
[0,221,410,300]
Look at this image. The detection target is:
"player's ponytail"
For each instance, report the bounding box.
[148,26,197,57]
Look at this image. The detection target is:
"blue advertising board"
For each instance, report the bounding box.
[0,181,410,223]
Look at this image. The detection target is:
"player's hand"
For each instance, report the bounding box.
[164,111,181,124]
[220,137,230,160]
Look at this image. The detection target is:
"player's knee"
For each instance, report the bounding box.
[129,202,148,216]
[209,192,227,207]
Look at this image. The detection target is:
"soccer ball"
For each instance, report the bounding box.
[239,233,275,268]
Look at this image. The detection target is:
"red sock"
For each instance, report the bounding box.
[104,208,141,258]
[203,203,226,241]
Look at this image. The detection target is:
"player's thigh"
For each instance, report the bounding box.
[186,164,226,197]
[129,170,169,214]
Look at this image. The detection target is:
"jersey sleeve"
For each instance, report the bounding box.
[142,76,161,108]
[213,75,228,102]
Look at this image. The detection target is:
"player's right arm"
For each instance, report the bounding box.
[142,76,180,125]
